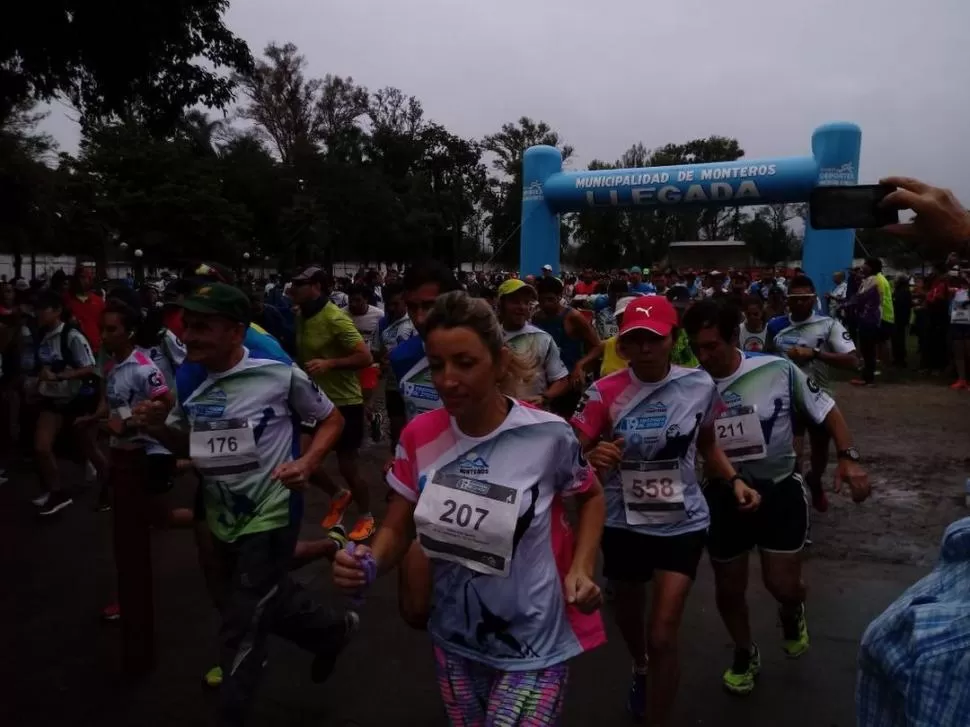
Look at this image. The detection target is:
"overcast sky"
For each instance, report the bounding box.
[41,0,970,200]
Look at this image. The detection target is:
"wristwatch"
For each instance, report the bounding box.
[729,474,747,487]
[837,447,861,462]
[812,345,822,360]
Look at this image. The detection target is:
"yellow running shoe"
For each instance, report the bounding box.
[320,490,352,530]
[722,644,761,696]
[348,514,376,542]
[780,604,810,658]
[203,665,223,689]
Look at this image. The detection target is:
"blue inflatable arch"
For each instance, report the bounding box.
[520,122,861,300]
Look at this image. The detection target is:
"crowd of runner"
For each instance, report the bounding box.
[4,175,969,726]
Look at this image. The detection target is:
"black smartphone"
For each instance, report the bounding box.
[809,184,899,230]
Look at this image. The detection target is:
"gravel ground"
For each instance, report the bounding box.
[808,379,970,565]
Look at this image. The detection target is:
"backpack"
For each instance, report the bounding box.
[32,321,99,396]
[30,321,82,371]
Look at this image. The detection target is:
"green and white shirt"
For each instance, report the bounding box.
[167,348,335,543]
[712,352,834,484]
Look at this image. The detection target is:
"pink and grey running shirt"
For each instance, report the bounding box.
[104,349,171,454]
[571,366,721,537]
[387,401,606,671]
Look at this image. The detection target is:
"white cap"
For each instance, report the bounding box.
[542,264,553,271]
[615,296,637,316]
[709,269,723,276]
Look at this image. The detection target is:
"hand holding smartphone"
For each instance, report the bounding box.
[809,184,900,230]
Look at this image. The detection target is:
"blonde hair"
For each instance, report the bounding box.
[424,291,536,398]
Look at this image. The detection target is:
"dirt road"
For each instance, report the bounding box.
[812,380,970,565]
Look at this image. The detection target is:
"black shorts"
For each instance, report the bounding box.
[144,453,177,495]
[705,473,809,562]
[385,390,406,419]
[336,404,364,453]
[299,405,364,453]
[38,391,99,421]
[879,320,894,343]
[600,526,707,583]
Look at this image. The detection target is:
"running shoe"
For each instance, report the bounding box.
[95,489,112,513]
[950,379,968,391]
[722,644,761,696]
[370,411,384,442]
[101,603,121,622]
[348,515,376,542]
[328,524,349,549]
[311,611,359,683]
[849,378,872,387]
[780,603,810,658]
[320,490,353,530]
[37,491,73,516]
[627,665,648,721]
[85,460,98,483]
[31,492,50,508]
[203,665,223,689]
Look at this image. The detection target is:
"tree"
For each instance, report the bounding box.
[316,75,369,162]
[179,110,225,157]
[419,124,488,267]
[2,0,252,131]
[482,117,573,265]
[740,212,798,265]
[855,228,928,271]
[237,43,322,164]
[0,100,58,274]
[3,38,571,275]
[368,87,424,139]
[765,202,807,231]
[219,133,285,262]
[61,123,252,269]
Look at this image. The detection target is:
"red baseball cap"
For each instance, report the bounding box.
[619,295,679,338]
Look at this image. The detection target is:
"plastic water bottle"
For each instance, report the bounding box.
[964,478,970,508]
[345,542,377,607]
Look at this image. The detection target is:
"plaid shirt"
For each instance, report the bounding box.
[857,517,970,726]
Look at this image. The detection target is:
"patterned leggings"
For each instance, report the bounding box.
[433,646,569,727]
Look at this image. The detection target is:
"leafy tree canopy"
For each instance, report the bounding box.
[1,0,252,131]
